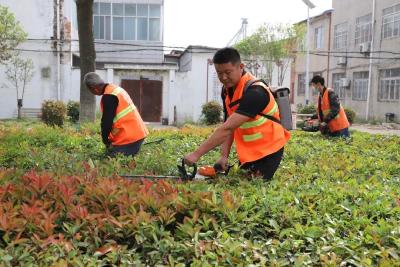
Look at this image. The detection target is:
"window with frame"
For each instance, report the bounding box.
[383,4,400,39]
[332,73,346,99]
[314,26,324,49]
[93,2,161,41]
[297,74,305,96]
[379,68,400,101]
[353,72,369,101]
[334,22,348,50]
[355,14,372,45]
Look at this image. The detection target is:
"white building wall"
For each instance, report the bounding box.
[172,50,222,124]
[0,0,63,119]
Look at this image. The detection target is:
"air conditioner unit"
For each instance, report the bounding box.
[339,78,351,88]
[360,42,371,54]
[337,57,347,66]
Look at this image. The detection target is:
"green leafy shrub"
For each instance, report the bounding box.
[41,100,67,127]
[297,104,316,114]
[67,101,80,123]
[201,101,222,125]
[344,107,356,124]
[1,121,400,265]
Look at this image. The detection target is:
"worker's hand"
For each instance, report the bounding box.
[319,122,329,135]
[105,143,113,151]
[184,152,201,166]
[215,156,229,171]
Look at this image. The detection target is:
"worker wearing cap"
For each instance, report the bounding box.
[184,47,290,181]
[309,75,350,138]
[84,72,148,157]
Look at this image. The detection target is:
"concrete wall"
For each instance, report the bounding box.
[0,0,67,119]
[329,0,400,120]
[172,49,222,124]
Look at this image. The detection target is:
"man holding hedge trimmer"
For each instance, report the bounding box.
[308,75,350,138]
[184,48,291,181]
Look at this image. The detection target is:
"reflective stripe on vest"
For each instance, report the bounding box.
[109,87,138,123]
[243,132,263,142]
[113,104,136,123]
[240,102,278,130]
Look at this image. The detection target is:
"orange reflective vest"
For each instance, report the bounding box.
[225,73,291,164]
[318,88,350,132]
[101,84,148,146]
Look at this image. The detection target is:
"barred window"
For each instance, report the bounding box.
[355,14,372,45]
[298,74,305,96]
[379,69,400,101]
[314,26,324,49]
[353,72,369,101]
[93,2,161,41]
[383,4,400,39]
[334,22,348,50]
[332,73,346,99]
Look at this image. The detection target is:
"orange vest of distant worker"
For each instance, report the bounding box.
[225,73,291,164]
[318,88,350,132]
[101,84,148,146]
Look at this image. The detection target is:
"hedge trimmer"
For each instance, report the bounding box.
[120,159,233,181]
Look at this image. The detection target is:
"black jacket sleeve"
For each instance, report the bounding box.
[101,95,119,145]
[324,90,340,123]
[235,85,270,118]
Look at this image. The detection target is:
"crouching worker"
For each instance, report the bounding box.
[310,75,350,138]
[184,48,290,181]
[84,72,148,157]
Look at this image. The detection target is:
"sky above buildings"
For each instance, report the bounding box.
[164,0,332,49]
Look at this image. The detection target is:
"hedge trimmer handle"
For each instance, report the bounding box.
[213,163,233,176]
[178,159,197,181]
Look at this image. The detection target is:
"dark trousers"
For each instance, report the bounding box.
[241,147,284,181]
[329,128,350,138]
[108,138,145,157]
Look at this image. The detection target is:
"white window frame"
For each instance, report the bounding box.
[93,1,161,42]
[332,73,346,99]
[334,22,348,50]
[353,72,369,101]
[383,4,400,39]
[355,13,372,45]
[297,74,305,96]
[379,69,400,101]
[314,26,324,49]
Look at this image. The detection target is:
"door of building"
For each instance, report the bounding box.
[120,79,162,122]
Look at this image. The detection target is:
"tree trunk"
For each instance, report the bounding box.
[76,0,96,122]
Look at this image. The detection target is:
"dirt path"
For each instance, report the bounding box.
[351,124,400,136]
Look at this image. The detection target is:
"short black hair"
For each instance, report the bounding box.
[213,47,241,65]
[310,75,325,86]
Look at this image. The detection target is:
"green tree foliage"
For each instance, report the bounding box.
[236,23,305,86]
[0,5,27,63]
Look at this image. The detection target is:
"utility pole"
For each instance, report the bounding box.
[302,0,316,105]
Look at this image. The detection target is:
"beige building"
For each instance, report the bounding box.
[293,10,333,107]
[294,0,400,122]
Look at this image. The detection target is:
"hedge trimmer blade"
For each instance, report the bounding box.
[120,159,198,181]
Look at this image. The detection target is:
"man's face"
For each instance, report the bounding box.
[88,85,103,96]
[311,82,323,93]
[214,62,244,88]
